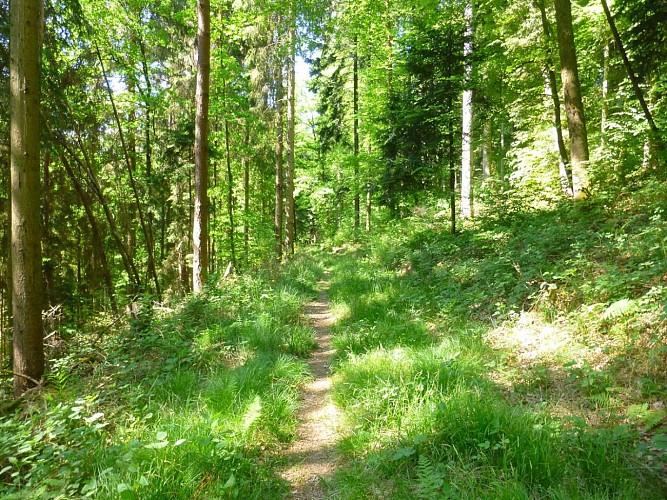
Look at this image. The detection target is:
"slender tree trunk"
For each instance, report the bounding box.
[193,0,210,293]
[601,40,610,143]
[601,0,657,134]
[285,10,296,257]
[285,11,296,257]
[275,71,284,262]
[481,119,493,179]
[536,0,572,195]
[42,152,53,305]
[48,121,142,293]
[60,155,117,312]
[448,94,457,235]
[460,1,474,219]
[543,67,573,194]
[10,0,44,395]
[95,44,161,297]
[243,122,250,267]
[353,38,360,231]
[554,0,589,198]
[224,116,236,270]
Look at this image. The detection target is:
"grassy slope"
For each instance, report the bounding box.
[1,181,666,499]
[0,259,323,499]
[324,181,667,498]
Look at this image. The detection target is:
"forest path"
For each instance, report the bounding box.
[280,271,341,499]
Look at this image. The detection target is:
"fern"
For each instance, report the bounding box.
[416,455,445,499]
[602,298,638,320]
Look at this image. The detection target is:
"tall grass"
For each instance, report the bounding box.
[324,183,667,498]
[0,255,324,499]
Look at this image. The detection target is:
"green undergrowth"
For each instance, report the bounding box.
[0,257,323,499]
[324,180,667,498]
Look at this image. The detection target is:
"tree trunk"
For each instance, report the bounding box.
[536,0,572,195]
[601,40,610,143]
[224,115,236,271]
[601,0,657,134]
[59,155,117,312]
[460,1,474,219]
[275,70,284,262]
[193,0,210,293]
[95,43,161,297]
[353,38,360,231]
[10,0,45,395]
[554,0,589,198]
[481,119,493,179]
[448,94,457,235]
[285,10,296,258]
[543,66,573,194]
[243,122,250,267]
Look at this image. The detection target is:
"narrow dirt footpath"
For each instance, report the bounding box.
[280,272,341,499]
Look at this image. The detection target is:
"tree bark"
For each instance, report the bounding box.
[460,1,474,219]
[243,122,250,267]
[285,9,297,258]
[535,0,572,195]
[10,0,45,395]
[275,69,284,262]
[193,0,210,293]
[353,38,360,231]
[224,112,236,271]
[554,0,589,198]
[601,40,610,143]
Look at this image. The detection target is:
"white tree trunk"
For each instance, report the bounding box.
[460,1,474,219]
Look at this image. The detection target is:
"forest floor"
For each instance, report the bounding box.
[279,271,342,498]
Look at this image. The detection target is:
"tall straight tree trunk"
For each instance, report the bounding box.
[544,68,573,195]
[243,122,250,266]
[10,0,45,395]
[366,143,372,233]
[275,71,284,262]
[224,115,236,270]
[353,38,360,231]
[536,0,572,195]
[285,10,296,257]
[481,119,493,178]
[448,94,457,235]
[554,0,589,198]
[193,0,210,293]
[601,40,610,143]
[460,1,474,219]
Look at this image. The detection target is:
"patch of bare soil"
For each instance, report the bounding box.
[280,273,342,499]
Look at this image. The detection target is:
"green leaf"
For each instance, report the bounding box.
[145,441,169,449]
[156,431,168,441]
[222,473,236,489]
[117,484,135,500]
[392,446,416,460]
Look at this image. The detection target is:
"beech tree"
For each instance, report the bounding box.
[554,0,589,198]
[10,0,45,395]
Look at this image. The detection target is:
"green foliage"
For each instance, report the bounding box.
[324,183,667,498]
[0,254,323,498]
